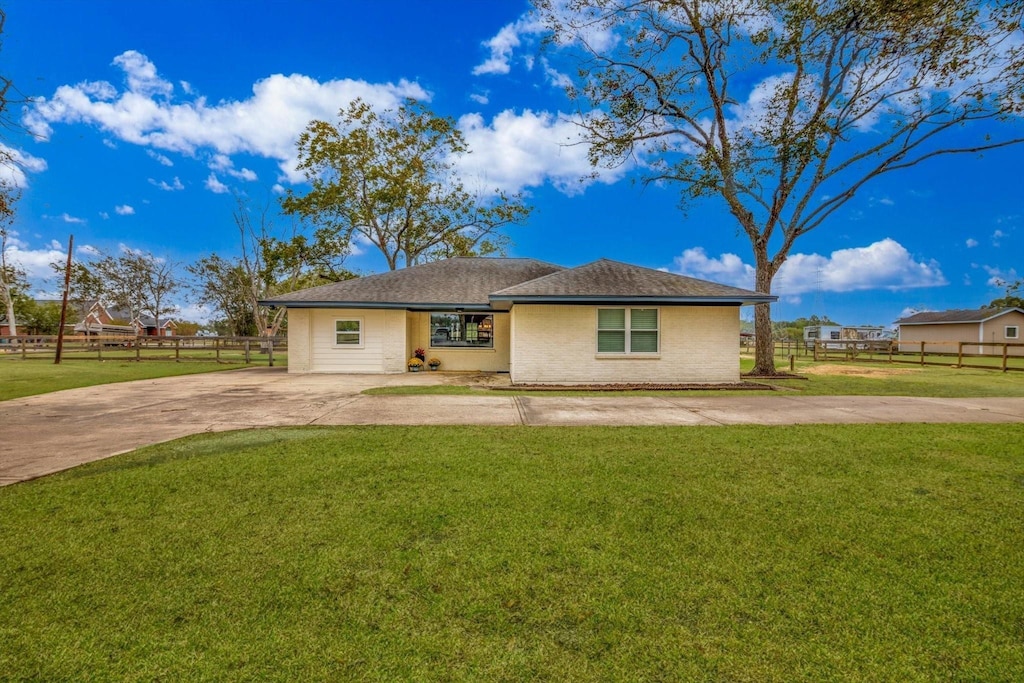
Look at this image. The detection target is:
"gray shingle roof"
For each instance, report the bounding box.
[263,257,564,308]
[261,257,774,309]
[896,307,1023,325]
[492,259,772,303]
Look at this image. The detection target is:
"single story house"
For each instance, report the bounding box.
[895,307,1024,355]
[262,257,774,384]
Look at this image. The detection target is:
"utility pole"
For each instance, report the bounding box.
[54,234,73,364]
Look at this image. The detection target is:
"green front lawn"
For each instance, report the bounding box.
[2,425,1022,680]
[0,360,255,402]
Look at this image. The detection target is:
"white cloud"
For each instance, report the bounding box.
[1,231,67,278]
[26,50,429,185]
[209,154,258,181]
[205,173,229,194]
[541,58,573,88]
[115,204,135,215]
[456,109,625,195]
[469,92,490,105]
[271,183,286,195]
[99,211,110,220]
[78,244,101,256]
[60,213,85,224]
[673,247,756,289]
[673,238,946,293]
[983,265,1019,287]
[147,149,173,166]
[0,144,48,188]
[473,23,523,75]
[102,139,117,149]
[965,238,978,248]
[149,176,185,191]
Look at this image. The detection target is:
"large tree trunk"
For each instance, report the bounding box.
[2,294,15,337]
[749,254,777,376]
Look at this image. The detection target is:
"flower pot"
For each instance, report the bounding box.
[429,365,439,371]
[409,366,421,372]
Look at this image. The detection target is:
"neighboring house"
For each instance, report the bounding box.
[261,257,775,384]
[803,325,889,350]
[132,315,178,337]
[895,307,1024,355]
[73,301,135,337]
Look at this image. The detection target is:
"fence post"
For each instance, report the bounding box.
[813,341,819,362]
[268,338,275,367]
[175,337,180,362]
[215,338,221,363]
[1003,343,1009,373]
[888,341,893,363]
[957,341,964,368]
[789,354,795,372]
[20,336,26,359]
[244,340,251,364]
[920,341,926,366]
[97,338,102,361]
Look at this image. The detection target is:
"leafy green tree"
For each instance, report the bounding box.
[537,0,1024,374]
[989,278,1023,308]
[282,98,532,270]
[92,250,180,330]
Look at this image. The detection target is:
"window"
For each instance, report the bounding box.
[830,330,841,340]
[430,313,494,348]
[597,308,659,354]
[334,319,362,346]
[1007,326,1020,339]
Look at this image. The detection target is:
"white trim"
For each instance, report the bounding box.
[333,317,364,348]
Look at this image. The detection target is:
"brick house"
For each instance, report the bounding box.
[261,257,774,384]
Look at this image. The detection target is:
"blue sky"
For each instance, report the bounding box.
[3,0,1021,325]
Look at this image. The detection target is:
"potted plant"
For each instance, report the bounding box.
[428,357,441,371]
[414,347,426,362]
[408,358,424,372]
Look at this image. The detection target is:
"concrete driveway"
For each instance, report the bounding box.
[2,366,1022,485]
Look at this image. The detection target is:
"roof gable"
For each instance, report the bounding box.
[896,307,1024,325]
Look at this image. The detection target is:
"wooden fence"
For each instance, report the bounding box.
[812,339,1024,372]
[0,335,287,366]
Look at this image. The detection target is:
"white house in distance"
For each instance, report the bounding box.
[262,257,775,385]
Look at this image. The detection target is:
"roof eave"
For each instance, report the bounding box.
[259,300,496,311]
[489,294,777,306]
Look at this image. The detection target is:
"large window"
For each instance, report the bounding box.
[430,313,494,348]
[1007,326,1019,339]
[334,319,362,346]
[597,308,659,354]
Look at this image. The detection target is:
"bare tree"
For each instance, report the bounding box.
[537,0,1024,374]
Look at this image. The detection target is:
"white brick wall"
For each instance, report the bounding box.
[289,308,408,373]
[286,308,311,373]
[509,304,740,384]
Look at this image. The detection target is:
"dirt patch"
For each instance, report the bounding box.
[800,364,916,378]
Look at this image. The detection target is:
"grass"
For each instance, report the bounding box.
[0,360,255,402]
[2,424,1023,681]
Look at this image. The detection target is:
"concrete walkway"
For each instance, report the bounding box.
[2,366,1022,485]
